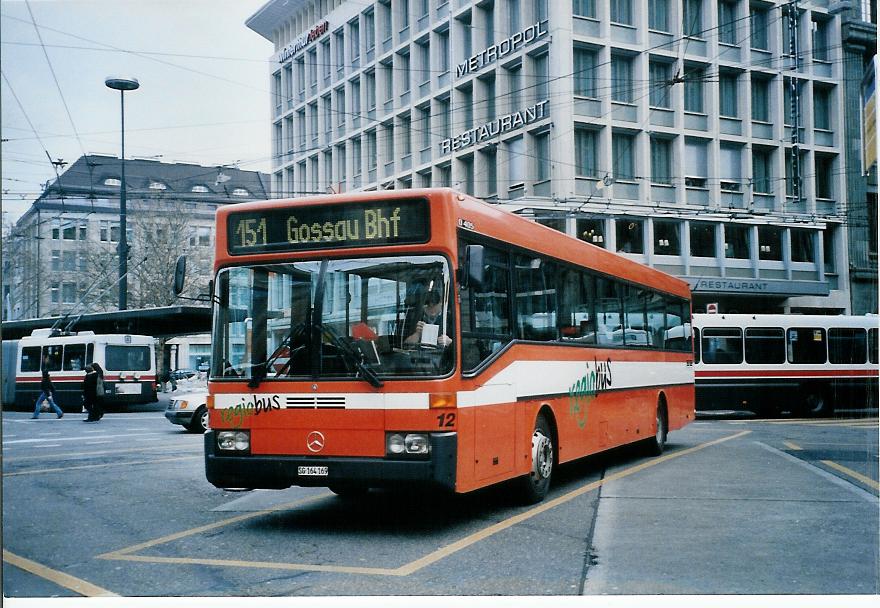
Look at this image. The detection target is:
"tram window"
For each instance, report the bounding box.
[595,277,623,346]
[787,328,826,364]
[62,344,87,371]
[105,345,151,371]
[558,268,596,344]
[744,328,785,364]
[42,345,63,371]
[870,328,878,364]
[514,254,557,341]
[693,327,701,362]
[828,328,867,364]
[701,328,743,364]
[20,346,41,372]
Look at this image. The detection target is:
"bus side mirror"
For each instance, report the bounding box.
[461,244,484,290]
[173,255,187,296]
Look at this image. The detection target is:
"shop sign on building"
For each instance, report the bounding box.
[456,21,549,78]
[439,100,550,155]
[278,20,330,63]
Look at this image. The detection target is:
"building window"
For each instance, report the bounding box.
[684,138,708,188]
[815,155,834,199]
[811,17,829,62]
[51,250,61,271]
[616,218,644,254]
[573,0,596,19]
[751,75,770,122]
[654,220,681,255]
[507,136,525,188]
[62,250,76,271]
[814,86,831,130]
[611,0,632,25]
[50,282,60,304]
[438,29,450,75]
[719,72,738,118]
[758,225,783,261]
[534,52,549,101]
[785,149,803,197]
[612,132,636,181]
[718,1,737,45]
[783,78,803,126]
[575,127,598,178]
[104,178,121,186]
[611,55,633,103]
[231,188,249,197]
[534,131,550,182]
[364,9,375,52]
[649,0,669,31]
[720,144,742,192]
[869,194,878,257]
[752,148,773,194]
[683,0,703,37]
[650,137,672,185]
[350,20,360,64]
[507,63,522,111]
[649,60,672,109]
[100,220,120,243]
[62,282,77,305]
[790,228,815,263]
[508,0,521,34]
[725,223,750,259]
[574,46,597,98]
[690,222,716,257]
[684,65,705,113]
[577,218,605,246]
[823,227,836,273]
[750,6,769,50]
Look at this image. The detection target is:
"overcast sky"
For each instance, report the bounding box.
[1,0,274,224]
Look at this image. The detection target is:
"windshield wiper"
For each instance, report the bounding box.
[319,324,384,388]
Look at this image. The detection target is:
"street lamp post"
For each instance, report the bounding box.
[104,76,140,311]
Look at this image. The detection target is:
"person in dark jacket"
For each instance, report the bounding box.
[82,364,101,422]
[92,362,106,420]
[33,368,64,419]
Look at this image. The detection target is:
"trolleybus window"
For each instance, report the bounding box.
[744,328,785,364]
[622,285,649,346]
[558,267,596,344]
[514,254,557,342]
[870,328,879,365]
[20,346,41,372]
[461,244,512,372]
[693,327,701,362]
[701,328,743,364]
[787,328,827,364]
[828,328,867,365]
[43,345,63,371]
[595,277,622,346]
[62,344,87,371]
[645,292,666,348]
[105,346,152,371]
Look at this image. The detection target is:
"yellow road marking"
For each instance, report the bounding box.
[821,460,880,491]
[783,441,802,451]
[100,430,752,577]
[3,549,118,597]
[3,455,200,477]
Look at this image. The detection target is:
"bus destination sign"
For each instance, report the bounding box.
[227,199,430,254]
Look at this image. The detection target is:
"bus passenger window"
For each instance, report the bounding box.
[621,285,648,347]
[701,328,743,364]
[461,244,512,372]
[828,328,867,364]
[63,344,87,371]
[645,292,666,348]
[744,328,785,364]
[42,345,63,371]
[870,328,878,365]
[595,277,622,346]
[787,328,826,364]
[514,255,556,341]
[558,268,596,344]
[20,346,41,372]
[693,328,700,362]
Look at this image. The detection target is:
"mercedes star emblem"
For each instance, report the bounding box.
[306,431,325,453]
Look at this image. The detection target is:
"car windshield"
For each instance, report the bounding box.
[212,255,454,381]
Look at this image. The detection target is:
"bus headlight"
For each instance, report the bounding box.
[218,431,249,452]
[386,432,430,456]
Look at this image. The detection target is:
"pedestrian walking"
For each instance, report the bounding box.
[82,364,103,422]
[33,368,64,419]
[92,361,106,420]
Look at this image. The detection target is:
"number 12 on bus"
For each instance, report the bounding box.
[205,189,694,503]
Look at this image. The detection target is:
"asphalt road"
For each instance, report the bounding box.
[2,398,877,601]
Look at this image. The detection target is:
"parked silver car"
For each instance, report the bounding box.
[164,390,209,433]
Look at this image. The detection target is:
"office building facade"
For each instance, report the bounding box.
[248,0,868,313]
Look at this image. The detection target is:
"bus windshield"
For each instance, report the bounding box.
[212,255,454,381]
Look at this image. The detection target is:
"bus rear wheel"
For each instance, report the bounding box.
[519,414,553,504]
[800,386,833,418]
[644,401,668,456]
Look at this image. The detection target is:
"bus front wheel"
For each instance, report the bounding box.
[519,414,554,504]
[801,386,833,418]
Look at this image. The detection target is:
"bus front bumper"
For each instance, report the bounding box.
[204,431,457,492]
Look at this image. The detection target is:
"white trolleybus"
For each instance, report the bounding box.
[13,329,158,412]
[693,314,879,417]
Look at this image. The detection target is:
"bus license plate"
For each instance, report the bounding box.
[297,466,328,477]
[114,383,142,395]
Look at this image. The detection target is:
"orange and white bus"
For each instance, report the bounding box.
[202,189,694,502]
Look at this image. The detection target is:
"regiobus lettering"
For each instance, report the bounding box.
[568,358,613,429]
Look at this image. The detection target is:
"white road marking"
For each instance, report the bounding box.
[2,432,166,445]
[86,441,114,445]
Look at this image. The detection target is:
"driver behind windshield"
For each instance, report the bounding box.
[404,286,452,347]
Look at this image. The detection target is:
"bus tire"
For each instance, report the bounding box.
[801,386,833,418]
[644,400,668,456]
[519,413,554,504]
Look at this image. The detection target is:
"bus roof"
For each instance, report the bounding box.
[215,188,691,300]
